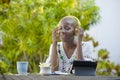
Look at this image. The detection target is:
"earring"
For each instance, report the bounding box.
[74,28,78,35]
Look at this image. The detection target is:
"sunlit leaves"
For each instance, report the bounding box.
[98,49,109,59]
[83,33,99,48]
[96,49,120,76]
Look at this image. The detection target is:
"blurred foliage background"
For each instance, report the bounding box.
[0,0,120,76]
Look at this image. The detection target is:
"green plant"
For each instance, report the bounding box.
[96,49,120,76]
[0,0,100,73]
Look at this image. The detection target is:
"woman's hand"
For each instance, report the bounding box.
[52,27,59,43]
[76,27,84,43]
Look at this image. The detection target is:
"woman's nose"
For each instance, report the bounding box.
[59,29,66,33]
[61,29,66,32]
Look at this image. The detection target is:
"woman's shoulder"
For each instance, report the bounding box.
[50,42,62,47]
[82,41,92,44]
[82,41,93,48]
[50,42,62,45]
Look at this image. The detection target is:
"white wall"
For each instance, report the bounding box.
[86,0,120,64]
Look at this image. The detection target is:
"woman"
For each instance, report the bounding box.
[46,16,94,73]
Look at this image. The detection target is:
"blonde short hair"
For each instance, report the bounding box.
[58,16,81,27]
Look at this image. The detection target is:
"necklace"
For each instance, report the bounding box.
[57,44,73,72]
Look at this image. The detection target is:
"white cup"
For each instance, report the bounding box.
[39,66,51,75]
[17,61,28,75]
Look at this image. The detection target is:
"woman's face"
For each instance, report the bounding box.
[58,21,75,42]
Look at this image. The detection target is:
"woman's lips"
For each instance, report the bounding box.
[60,34,66,39]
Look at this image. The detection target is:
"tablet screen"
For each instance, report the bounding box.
[73,60,97,68]
[72,60,98,76]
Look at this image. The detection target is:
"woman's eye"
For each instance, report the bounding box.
[58,27,62,30]
[65,27,70,30]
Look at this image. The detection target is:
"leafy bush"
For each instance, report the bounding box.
[0,0,100,73]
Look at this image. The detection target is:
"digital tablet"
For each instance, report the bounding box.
[72,60,98,76]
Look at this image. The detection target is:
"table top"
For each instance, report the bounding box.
[0,74,120,80]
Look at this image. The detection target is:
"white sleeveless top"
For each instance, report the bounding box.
[46,41,94,73]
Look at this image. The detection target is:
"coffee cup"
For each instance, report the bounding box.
[39,63,51,75]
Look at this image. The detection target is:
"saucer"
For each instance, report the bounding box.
[15,73,29,76]
[39,73,50,76]
[54,71,71,75]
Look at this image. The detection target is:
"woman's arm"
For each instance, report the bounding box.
[76,27,84,60]
[50,42,58,71]
[50,28,59,71]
